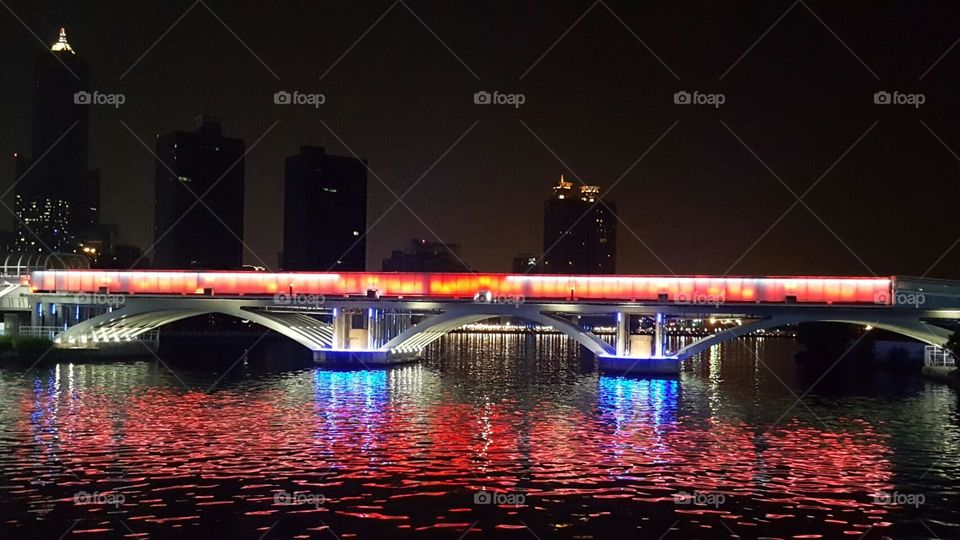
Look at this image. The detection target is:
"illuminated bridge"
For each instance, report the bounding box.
[20,271,960,374]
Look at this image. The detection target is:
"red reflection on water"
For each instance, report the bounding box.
[4,368,896,538]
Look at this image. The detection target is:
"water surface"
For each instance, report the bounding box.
[1,334,958,538]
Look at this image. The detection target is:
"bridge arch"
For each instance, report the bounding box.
[55,301,333,350]
[675,314,951,359]
[382,308,615,355]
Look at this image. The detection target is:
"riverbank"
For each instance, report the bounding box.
[0,335,56,362]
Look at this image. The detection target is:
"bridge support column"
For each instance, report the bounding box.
[315,308,420,368]
[366,308,389,349]
[597,312,680,377]
[616,312,630,356]
[331,309,352,349]
[653,312,666,357]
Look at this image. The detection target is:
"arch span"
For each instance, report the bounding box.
[675,314,952,359]
[56,302,333,350]
[382,308,615,355]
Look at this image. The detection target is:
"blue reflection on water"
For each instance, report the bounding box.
[598,376,680,429]
[312,370,389,454]
[313,369,388,411]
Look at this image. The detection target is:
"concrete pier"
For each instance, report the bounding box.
[596,354,681,376]
[313,349,420,367]
[601,312,679,375]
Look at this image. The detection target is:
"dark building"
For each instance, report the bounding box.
[282,146,367,270]
[100,245,148,269]
[73,223,146,269]
[541,175,616,274]
[15,29,93,253]
[79,169,100,231]
[153,116,245,269]
[383,239,470,272]
[512,253,539,273]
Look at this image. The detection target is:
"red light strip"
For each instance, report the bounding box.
[30,271,893,304]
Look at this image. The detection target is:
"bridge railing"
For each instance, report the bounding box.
[924,345,957,368]
[11,326,160,346]
[10,326,63,340]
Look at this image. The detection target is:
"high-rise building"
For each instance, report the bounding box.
[15,28,92,253]
[153,116,245,269]
[541,175,616,274]
[282,146,367,270]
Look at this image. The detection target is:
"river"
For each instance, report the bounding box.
[0,334,958,538]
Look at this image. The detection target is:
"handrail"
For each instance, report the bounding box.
[924,345,957,367]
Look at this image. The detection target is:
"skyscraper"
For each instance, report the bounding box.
[282,146,367,270]
[153,116,245,269]
[541,175,616,274]
[15,28,91,253]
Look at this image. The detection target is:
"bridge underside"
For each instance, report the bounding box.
[37,296,957,374]
[55,304,333,350]
[674,314,951,358]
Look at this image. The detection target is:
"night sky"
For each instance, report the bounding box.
[2,1,960,276]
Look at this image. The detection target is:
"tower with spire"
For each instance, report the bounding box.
[50,27,75,54]
[14,27,93,253]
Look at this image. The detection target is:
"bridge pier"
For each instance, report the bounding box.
[315,308,421,368]
[313,349,419,367]
[598,312,681,376]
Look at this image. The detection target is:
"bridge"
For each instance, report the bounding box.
[17,271,960,374]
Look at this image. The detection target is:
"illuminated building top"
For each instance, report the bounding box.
[553,175,574,198]
[550,175,602,202]
[580,185,600,202]
[50,28,75,54]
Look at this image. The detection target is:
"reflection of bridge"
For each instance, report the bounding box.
[23,271,960,374]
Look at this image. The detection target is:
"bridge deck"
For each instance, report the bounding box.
[29,270,894,304]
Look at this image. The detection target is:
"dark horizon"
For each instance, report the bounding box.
[3,1,960,277]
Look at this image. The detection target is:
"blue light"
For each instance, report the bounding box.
[598,376,679,430]
[313,369,389,448]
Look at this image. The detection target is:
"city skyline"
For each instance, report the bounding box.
[5,4,960,540]
[2,3,960,276]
